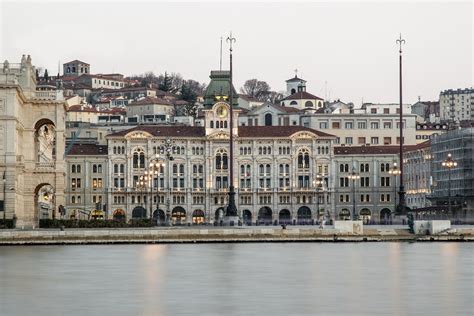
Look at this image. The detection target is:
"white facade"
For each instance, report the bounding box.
[301,112,418,146]
[1,55,66,227]
[439,88,473,123]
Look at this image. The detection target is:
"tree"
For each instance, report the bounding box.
[43,69,49,81]
[159,72,172,92]
[268,91,285,104]
[240,79,271,101]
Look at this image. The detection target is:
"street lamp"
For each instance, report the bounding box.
[162,138,174,226]
[348,170,360,220]
[442,153,457,216]
[389,162,401,218]
[314,175,323,223]
[148,158,165,225]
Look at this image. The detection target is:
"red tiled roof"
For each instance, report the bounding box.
[404,140,431,152]
[67,144,107,156]
[334,144,430,155]
[238,126,335,138]
[286,76,306,83]
[107,125,206,138]
[271,104,301,113]
[335,146,400,155]
[281,91,323,101]
[107,125,335,138]
[129,97,173,106]
[64,60,89,65]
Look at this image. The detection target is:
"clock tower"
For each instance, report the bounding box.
[202,70,240,136]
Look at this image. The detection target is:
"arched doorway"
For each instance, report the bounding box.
[35,183,55,220]
[192,210,205,224]
[215,207,225,222]
[359,208,371,223]
[172,206,186,225]
[242,210,252,225]
[279,209,291,225]
[297,206,312,225]
[258,207,272,225]
[339,209,351,220]
[132,206,146,219]
[380,208,391,224]
[153,209,165,224]
[113,209,126,221]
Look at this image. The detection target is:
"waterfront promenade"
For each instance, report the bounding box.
[1,225,472,245]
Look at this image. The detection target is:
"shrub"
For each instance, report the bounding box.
[0,219,15,229]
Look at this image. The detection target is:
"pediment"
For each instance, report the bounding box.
[125,130,153,140]
[290,131,317,140]
[207,130,230,140]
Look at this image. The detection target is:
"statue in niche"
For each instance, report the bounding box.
[36,124,56,162]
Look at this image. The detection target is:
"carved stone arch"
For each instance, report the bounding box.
[35,183,55,220]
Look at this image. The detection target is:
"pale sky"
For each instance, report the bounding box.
[1,0,472,104]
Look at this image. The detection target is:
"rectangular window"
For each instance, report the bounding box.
[383,108,390,114]
[345,137,353,144]
[371,122,379,129]
[383,122,392,129]
[371,108,377,114]
[384,137,392,145]
[319,122,328,129]
[357,122,366,129]
[345,122,353,129]
[358,137,366,144]
[371,137,379,144]
[332,122,340,129]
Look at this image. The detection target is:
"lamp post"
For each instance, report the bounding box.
[389,162,401,218]
[348,170,360,220]
[396,34,407,211]
[442,153,457,216]
[314,175,323,222]
[162,138,174,226]
[137,174,149,219]
[225,31,238,223]
[148,157,165,225]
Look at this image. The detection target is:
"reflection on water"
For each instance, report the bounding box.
[0,243,473,316]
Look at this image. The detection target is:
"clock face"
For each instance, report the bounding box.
[216,105,228,118]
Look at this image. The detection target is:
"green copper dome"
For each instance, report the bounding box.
[203,70,239,108]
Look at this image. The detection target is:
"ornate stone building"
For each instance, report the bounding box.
[64,71,336,224]
[0,55,66,228]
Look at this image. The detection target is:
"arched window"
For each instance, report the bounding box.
[298,149,310,168]
[264,113,272,126]
[215,149,228,170]
[114,164,118,173]
[72,165,76,173]
[268,147,271,155]
[120,164,124,173]
[93,165,97,173]
[305,101,314,108]
[224,121,228,128]
[210,121,214,128]
[266,164,271,175]
[291,88,296,94]
[77,165,81,173]
[113,147,117,154]
[179,164,185,174]
[290,101,298,106]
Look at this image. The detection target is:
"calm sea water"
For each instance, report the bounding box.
[0,243,472,316]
